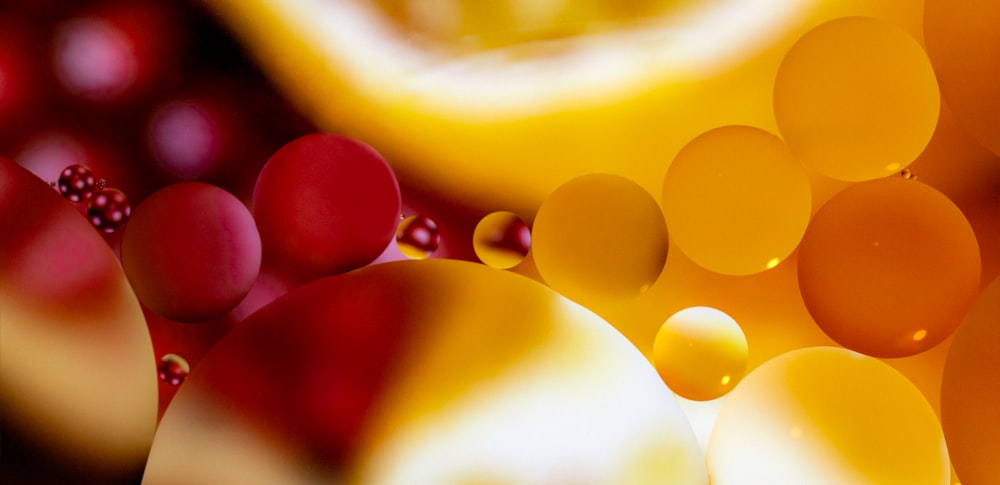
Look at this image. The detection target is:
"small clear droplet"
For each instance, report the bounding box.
[396,215,440,259]
[158,353,190,386]
[900,169,917,180]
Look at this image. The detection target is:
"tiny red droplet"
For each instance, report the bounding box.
[157,353,190,386]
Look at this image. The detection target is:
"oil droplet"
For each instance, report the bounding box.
[396,214,440,260]
[158,353,190,386]
[473,211,531,269]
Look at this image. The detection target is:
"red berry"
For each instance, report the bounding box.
[57,164,97,202]
[87,187,130,233]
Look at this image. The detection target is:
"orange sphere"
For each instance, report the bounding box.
[797,178,980,357]
[774,17,939,181]
[941,277,1000,485]
[925,0,1000,156]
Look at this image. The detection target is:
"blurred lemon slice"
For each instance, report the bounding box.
[202,0,922,215]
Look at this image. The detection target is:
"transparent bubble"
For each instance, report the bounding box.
[774,17,939,181]
[662,125,811,275]
[532,174,668,306]
[473,211,530,269]
[708,347,949,485]
[158,353,190,386]
[653,306,748,401]
[396,215,440,260]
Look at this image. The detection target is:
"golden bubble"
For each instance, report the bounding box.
[774,17,939,181]
[662,125,811,276]
[797,178,980,357]
[532,173,668,306]
[472,211,531,270]
[396,215,441,260]
[708,347,949,485]
[653,306,748,401]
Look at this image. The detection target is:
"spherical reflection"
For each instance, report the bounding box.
[797,178,980,357]
[396,214,441,259]
[473,211,530,269]
[708,347,949,485]
[662,125,811,275]
[653,306,748,401]
[774,17,939,181]
[532,174,668,306]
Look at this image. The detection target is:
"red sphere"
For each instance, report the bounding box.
[121,182,261,322]
[252,133,401,276]
[87,187,130,233]
[57,164,97,202]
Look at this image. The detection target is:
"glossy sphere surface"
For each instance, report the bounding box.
[662,126,811,275]
[941,277,1000,485]
[87,187,131,233]
[395,214,440,260]
[653,306,748,401]
[708,347,949,485]
[57,164,97,202]
[473,211,531,269]
[252,133,401,276]
[774,16,939,181]
[122,182,261,322]
[532,174,668,306]
[797,178,980,357]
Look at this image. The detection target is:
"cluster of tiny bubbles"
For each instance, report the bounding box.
[396,214,441,260]
[158,353,190,386]
[473,211,531,269]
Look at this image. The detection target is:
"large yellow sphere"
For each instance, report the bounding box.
[708,347,949,485]
[143,260,708,484]
[662,125,811,275]
[941,277,1000,485]
[925,0,1000,156]
[652,306,748,401]
[797,178,981,358]
[774,16,939,181]
[532,174,668,306]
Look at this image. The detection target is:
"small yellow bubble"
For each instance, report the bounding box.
[913,329,928,341]
[721,375,731,385]
[766,258,780,269]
